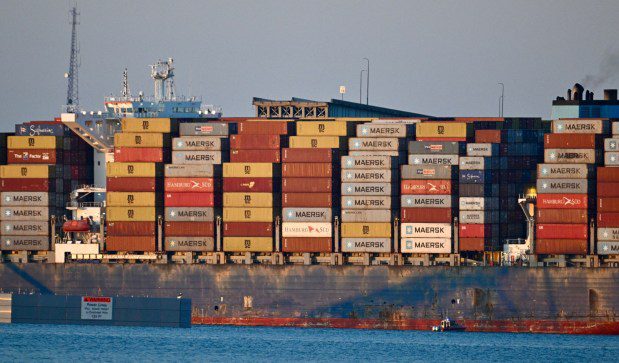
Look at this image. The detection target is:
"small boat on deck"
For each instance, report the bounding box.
[432,318,466,332]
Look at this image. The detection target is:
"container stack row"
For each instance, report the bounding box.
[163,122,229,253]
[106,118,171,252]
[596,121,619,255]
[535,119,606,255]
[341,122,407,253]
[281,120,344,253]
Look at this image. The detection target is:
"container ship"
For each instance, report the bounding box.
[0,57,618,333]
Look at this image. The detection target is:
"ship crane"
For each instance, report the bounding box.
[64,6,80,113]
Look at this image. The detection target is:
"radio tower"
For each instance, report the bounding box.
[64,6,80,112]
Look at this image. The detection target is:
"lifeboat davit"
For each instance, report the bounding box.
[62,220,90,233]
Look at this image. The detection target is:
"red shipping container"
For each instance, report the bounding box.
[597,213,619,227]
[106,221,156,236]
[114,147,165,162]
[164,192,214,207]
[544,134,597,149]
[282,163,332,178]
[536,239,588,255]
[107,177,158,192]
[597,167,619,182]
[281,148,333,163]
[401,180,451,195]
[105,236,156,252]
[230,134,280,149]
[282,178,332,193]
[597,183,619,197]
[598,198,619,212]
[475,130,501,144]
[282,237,332,253]
[0,178,51,192]
[535,209,587,224]
[459,237,485,252]
[459,224,493,238]
[230,149,281,163]
[401,208,452,223]
[223,177,273,192]
[238,121,290,135]
[165,222,214,237]
[223,222,273,237]
[7,149,59,164]
[282,193,332,208]
[536,224,588,239]
[165,178,214,193]
[536,194,588,209]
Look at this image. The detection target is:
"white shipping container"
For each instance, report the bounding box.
[536,179,589,194]
[537,164,591,179]
[281,222,332,238]
[459,156,485,170]
[552,119,606,134]
[341,169,392,183]
[0,207,49,221]
[0,221,49,236]
[341,183,392,196]
[400,195,452,208]
[340,210,391,222]
[1,236,49,251]
[164,164,214,177]
[342,196,391,210]
[544,149,596,164]
[341,238,391,252]
[171,151,222,165]
[282,208,332,222]
[341,155,391,169]
[466,143,495,157]
[459,197,499,211]
[459,210,499,224]
[173,136,222,151]
[408,154,459,166]
[348,151,400,157]
[356,124,407,138]
[597,241,619,255]
[348,137,400,151]
[401,238,451,253]
[604,152,619,166]
[401,223,451,238]
[597,228,619,242]
[1,192,50,206]
[604,139,619,152]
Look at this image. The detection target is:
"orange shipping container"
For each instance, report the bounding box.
[282,163,332,178]
[474,130,501,144]
[536,239,587,255]
[597,167,619,182]
[598,198,619,212]
[105,236,156,252]
[282,237,332,253]
[282,193,332,208]
[597,183,619,197]
[535,209,587,224]
[459,237,485,252]
[282,178,332,193]
[230,134,280,149]
[281,148,334,163]
[536,224,587,239]
[544,134,597,149]
[164,222,214,236]
[401,180,452,195]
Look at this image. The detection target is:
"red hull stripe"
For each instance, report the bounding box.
[192,317,619,335]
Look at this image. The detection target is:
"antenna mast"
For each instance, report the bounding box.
[65,6,80,112]
[121,68,131,99]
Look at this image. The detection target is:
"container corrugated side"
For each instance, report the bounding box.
[282,208,332,222]
[172,136,222,151]
[595,241,619,255]
[416,122,467,138]
[164,164,214,177]
[0,192,49,206]
[223,237,273,252]
[289,136,341,149]
[597,228,619,241]
[536,179,589,194]
[282,178,332,193]
[536,239,587,254]
[401,223,451,238]
[171,151,222,164]
[401,180,451,195]
[179,123,229,136]
[106,162,161,177]
[0,207,50,221]
[281,222,332,237]
[544,149,597,164]
[106,207,157,222]
[341,169,392,183]
[341,183,392,196]
[223,208,273,222]
[164,221,214,236]
[340,210,391,222]
[408,154,458,166]
[105,236,156,252]
[165,207,213,222]
[223,222,273,237]
[0,221,48,236]
[223,192,273,207]
[0,165,55,179]
[401,238,451,253]
[282,238,332,253]
[114,133,168,148]
[551,119,606,134]
[296,121,348,136]
[340,223,391,238]
[341,196,391,210]
[8,136,61,149]
[164,237,214,251]
[356,124,407,138]
[106,192,160,207]
[537,164,592,179]
[401,165,453,179]
[164,178,214,193]
[408,141,460,155]
[341,238,391,252]
[282,148,333,163]
[536,224,588,239]
[401,195,452,208]
[1,236,49,251]
[341,155,391,169]
[349,138,400,151]
[121,118,171,133]
[223,163,272,178]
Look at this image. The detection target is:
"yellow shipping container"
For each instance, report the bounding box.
[0,165,54,179]
[8,136,60,149]
[106,192,157,207]
[223,163,272,178]
[106,207,157,222]
[114,133,165,148]
[288,136,340,149]
[106,162,160,177]
[341,222,392,238]
[416,122,467,138]
[121,118,171,133]
[296,121,348,136]
[223,193,273,207]
[223,237,273,252]
[223,208,273,222]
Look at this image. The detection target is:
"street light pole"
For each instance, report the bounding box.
[360,70,365,103]
[498,83,505,117]
[363,58,369,105]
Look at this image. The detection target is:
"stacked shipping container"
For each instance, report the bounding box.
[106,118,171,252]
[164,122,230,253]
[596,121,619,256]
[536,119,606,255]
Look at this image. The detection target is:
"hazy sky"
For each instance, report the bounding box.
[1,0,618,130]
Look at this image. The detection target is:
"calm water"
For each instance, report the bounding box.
[1,324,617,362]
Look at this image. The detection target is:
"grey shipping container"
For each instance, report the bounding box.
[165,207,214,222]
[401,195,452,208]
[604,139,619,151]
[536,164,593,179]
[165,164,214,177]
[551,119,606,134]
[164,237,215,251]
[356,124,407,138]
[466,143,498,157]
[605,152,619,166]
[536,179,589,194]
[0,207,49,221]
[341,169,392,183]
[459,210,500,224]
[459,157,487,170]
[408,154,459,166]
[1,192,51,206]
[340,210,391,222]
[348,151,400,157]
[171,151,222,165]
[1,235,49,251]
[341,155,391,169]
[544,149,597,164]
[408,141,460,155]
[401,165,453,180]
[597,228,619,241]
[348,138,400,151]
[341,238,391,253]
[173,137,222,151]
[341,183,392,196]
[0,221,49,236]
[282,208,332,222]
[179,122,229,136]
[342,196,391,210]
[401,238,451,253]
[459,197,499,211]
[597,241,619,255]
